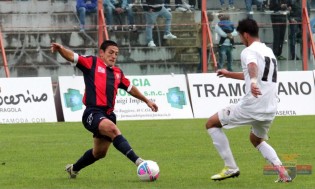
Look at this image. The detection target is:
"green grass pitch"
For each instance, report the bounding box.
[0,116,314,189]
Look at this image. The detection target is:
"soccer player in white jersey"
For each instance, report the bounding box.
[205,18,292,183]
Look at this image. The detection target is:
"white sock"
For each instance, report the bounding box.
[256,141,282,166]
[207,127,238,169]
[135,158,144,166]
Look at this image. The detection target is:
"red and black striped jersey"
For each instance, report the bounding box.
[74,54,131,114]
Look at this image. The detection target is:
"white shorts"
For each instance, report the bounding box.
[218,105,273,140]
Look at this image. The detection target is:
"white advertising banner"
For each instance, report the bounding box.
[0,77,57,124]
[277,71,315,116]
[188,71,315,118]
[187,73,245,118]
[58,76,86,122]
[58,75,193,121]
[115,75,193,120]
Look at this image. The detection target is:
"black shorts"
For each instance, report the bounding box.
[82,107,116,141]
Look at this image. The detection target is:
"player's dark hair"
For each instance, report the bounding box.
[236,18,259,37]
[100,40,118,51]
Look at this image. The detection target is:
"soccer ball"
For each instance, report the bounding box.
[137,160,160,181]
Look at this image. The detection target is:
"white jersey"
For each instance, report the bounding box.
[238,41,278,121]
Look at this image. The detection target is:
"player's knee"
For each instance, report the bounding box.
[205,113,221,129]
[249,134,263,147]
[99,123,121,139]
[250,140,262,147]
[205,123,209,129]
[205,121,214,129]
[205,117,217,129]
[108,125,121,139]
[93,151,107,159]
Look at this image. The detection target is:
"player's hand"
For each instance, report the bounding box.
[251,83,262,98]
[147,101,158,112]
[50,43,62,53]
[216,69,229,78]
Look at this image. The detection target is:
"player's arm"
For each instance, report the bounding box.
[50,43,74,63]
[217,69,244,80]
[128,86,158,112]
[248,62,262,98]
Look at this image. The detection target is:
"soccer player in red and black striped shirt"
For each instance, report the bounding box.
[51,40,158,179]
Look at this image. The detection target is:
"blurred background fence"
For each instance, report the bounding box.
[0,0,315,84]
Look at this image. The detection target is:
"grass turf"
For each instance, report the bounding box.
[0,116,314,189]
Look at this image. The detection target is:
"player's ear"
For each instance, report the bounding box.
[244,32,249,40]
[99,49,105,57]
[99,49,104,56]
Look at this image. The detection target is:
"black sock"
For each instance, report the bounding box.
[73,149,98,172]
[113,135,139,163]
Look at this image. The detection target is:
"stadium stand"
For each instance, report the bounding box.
[0,0,314,81]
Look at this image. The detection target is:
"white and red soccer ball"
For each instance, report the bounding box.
[137,160,160,181]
